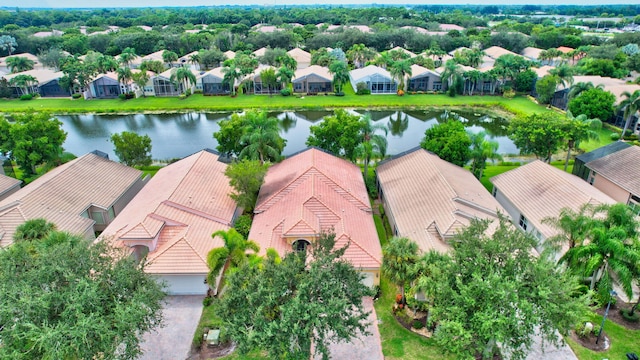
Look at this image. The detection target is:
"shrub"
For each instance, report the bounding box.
[185,89,191,96]
[71,93,82,99]
[194,89,203,94]
[203,296,213,307]
[620,308,640,322]
[610,133,621,141]
[179,94,187,100]
[118,94,127,100]
[397,89,405,96]
[280,88,291,96]
[335,91,345,97]
[19,94,33,101]
[503,89,516,99]
[356,82,370,95]
[234,214,252,239]
[365,176,378,198]
[412,319,424,329]
[623,134,638,141]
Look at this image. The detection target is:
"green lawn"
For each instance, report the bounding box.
[566,312,640,360]
[0,93,551,116]
[579,127,617,153]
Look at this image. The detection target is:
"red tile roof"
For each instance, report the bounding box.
[249,148,381,269]
[100,150,237,274]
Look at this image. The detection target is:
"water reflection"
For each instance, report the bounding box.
[57,109,518,161]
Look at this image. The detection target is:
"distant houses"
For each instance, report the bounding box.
[3,69,70,97]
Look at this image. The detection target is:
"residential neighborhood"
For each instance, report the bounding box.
[1,3,640,360]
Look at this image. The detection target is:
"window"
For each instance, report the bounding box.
[292,239,310,252]
[588,170,597,185]
[492,187,497,197]
[518,214,528,231]
[433,81,442,91]
[91,211,105,225]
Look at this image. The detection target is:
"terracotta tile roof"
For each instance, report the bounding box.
[0,175,21,200]
[533,65,554,78]
[100,150,237,275]
[483,46,520,59]
[557,75,640,104]
[390,46,417,58]
[250,148,381,270]
[557,46,575,54]
[439,24,464,31]
[3,68,63,85]
[223,50,236,59]
[253,47,268,57]
[585,146,640,196]
[287,48,311,63]
[376,148,505,253]
[522,46,544,60]
[490,160,616,239]
[0,153,143,247]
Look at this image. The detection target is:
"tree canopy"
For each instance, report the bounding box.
[306,109,364,161]
[507,113,565,163]
[420,120,471,166]
[0,227,165,360]
[224,158,269,211]
[219,231,373,360]
[110,131,153,167]
[567,88,616,123]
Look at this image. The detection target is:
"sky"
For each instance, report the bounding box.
[1,0,637,8]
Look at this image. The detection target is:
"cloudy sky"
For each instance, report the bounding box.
[1,0,635,8]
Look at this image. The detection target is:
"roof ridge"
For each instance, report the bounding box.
[313,167,370,210]
[255,164,315,211]
[341,232,381,265]
[161,200,232,226]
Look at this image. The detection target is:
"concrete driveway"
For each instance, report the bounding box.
[315,297,384,360]
[138,295,204,360]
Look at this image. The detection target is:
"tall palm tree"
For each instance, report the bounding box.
[207,228,260,292]
[465,70,482,95]
[567,81,603,101]
[239,111,285,164]
[355,114,388,179]
[562,111,602,171]
[440,59,462,90]
[96,54,118,74]
[382,236,419,301]
[222,61,242,96]
[276,66,294,91]
[116,67,133,93]
[118,47,137,68]
[328,60,349,94]
[162,50,178,68]
[389,59,412,93]
[6,56,35,73]
[189,53,201,70]
[467,48,485,68]
[549,63,574,89]
[132,71,150,97]
[9,74,38,95]
[347,43,375,69]
[276,54,297,72]
[468,131,502,180]
[259,68,277,94]
[170,67,197,95]
[617,90,640,140]
[542,203,595,257]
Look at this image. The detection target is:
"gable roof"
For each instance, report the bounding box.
[377,148,504,253]
[585,145,640,196]
[287,48,311,64]
[522,46,544,60]
[0,53,40,68]
[253,47,268,57]
[293,65,331,82]
[0,175,21,201]
[490,160,616,239]
[532,65,554,78]
[0,153,143,247]
[576,142,632,164]
[439,24,464,31]
[223,50,236,59]
[349,65,392,83]
[409,64,440,79]
[483,46,519,59]
[390,46,417,58]
[250,148,381,269]
[197,67,225,81]
[3,68,63,86]
[559,75,640,104]
[101,150,237,274]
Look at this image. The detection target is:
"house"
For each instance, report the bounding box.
[580,145,640,210]
[292,65,332,94]
[389,46,417,58]
[197,67,230,95]
[490,160,616,254]
[349,65,397,94]
[248,148,382,287]
[129,50,165,69]
[252,65,281,94]
[0,175,21,202]
[521,46,544,61]
[483,46,520,60]
[252,24,280,33]
[223,50,236,60]
[100,150,239,295]
[0,53,42,73]
[439,24,464,32]
[400,26,429,34]
[324,24,372,33]
[150,68,198,96]
[0,152,148,248]
[138,25,153,31]
[287,47,311,69]
[252,47,268,57]
[572,142,632,182]
[376,148,504,254]
[177,51,200,69]
[407,64,443,92]
[3,69,69,97]
[532,65,554,78]
[87,72,123,98]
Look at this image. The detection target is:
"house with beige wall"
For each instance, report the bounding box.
[0,152,147,247]
[248,148,382,287]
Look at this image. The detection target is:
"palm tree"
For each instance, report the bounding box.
[222,61,242,96]
[382,236,419,301]
[561,203,640,303]
[162,50,178,68]
[389,59,412,93]
[96,54,118,74]
[118,47,137,68]
[542,203,595,257]
[13,218,57,242]
[276,54,297,72]
[468,131,502,180]
[549,63,574,89]
[617,90,640,140]
[6,56,35,73]
[9,74,38,95]
[562,111,602,171]
[347,43,375,69]
[467,48,485,68]
[328,60,349,94]
[276,66,294,91]
[259,68,277,94]
[116,67,133,93]
[189,53,201,70]
[355,114,388,179]
[239,111,285,164]
[170,67,197,95]
[567,81,603,101]
[465,70,482,95]
[440,59,462,91]
[132,71,150,97]
[207,228,260,292]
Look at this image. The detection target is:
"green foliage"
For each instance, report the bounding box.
[469,131,502,180]
[233,214,253,239]
[207,228,260,291]
[71,93,82,99]
[13,218,56,242]
[514,69,537,93]
[420,120,471,166]
[427,217,592,360]
[508,113,565,163]
[280,88,291,96]
[568,88,616,122]
[214,112,247,157]
[110,131,153,167]
[0,112,67,177]
[219,231,372,360]
[306,109,364,161]
[382,236,419,299]
[19,94,32,100]
[224,158,269,211]
[610,132,621,141]
[620,308,640,323]
[535,75,558,105]
[356,81,371,95]
[0,230,165,360]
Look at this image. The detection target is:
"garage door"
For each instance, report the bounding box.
[361,272,375,288]
[159,275,208,295]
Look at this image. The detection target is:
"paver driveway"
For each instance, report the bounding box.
[139,295,204,360]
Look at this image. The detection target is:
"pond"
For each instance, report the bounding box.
[56,109,517,161]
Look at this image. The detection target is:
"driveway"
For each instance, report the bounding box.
[138,295,204,360]
[315,297,384,360]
